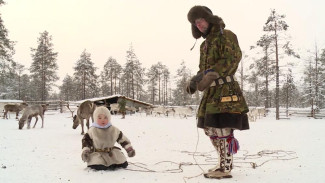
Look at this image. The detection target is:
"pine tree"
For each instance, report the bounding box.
[302,56,314,107]
[59,74,76,101]
[162,67,170,105]
[236,53,249,91]
[173,61,191,106]
[302,46,325,112]
[10,63,25,100]
[250,35,276,108]
[263,9,299,120]
[147,64,159,105]
[0,1,15,98]
[246,71,264,107]
[280,69,299,116]
[73,49,98,100]
[319,49,325,108]
[145,62,170,105]
[0,1,14,62]
[100,57,122,96]
[20,74,32,100]
[30,31,59,101]
[122,44,145,100]
[311,44,323,109]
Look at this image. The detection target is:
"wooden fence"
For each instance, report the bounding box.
[279,108,325,119]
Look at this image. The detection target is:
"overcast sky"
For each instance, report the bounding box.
[2,0,325,87]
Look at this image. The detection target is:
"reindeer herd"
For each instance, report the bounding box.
[1,100,267,134]
[69,101,196,135]
[2,102,49,129]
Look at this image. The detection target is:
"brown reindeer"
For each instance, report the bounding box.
[3,103,28,119]
[28,104,49,123]
[18,104,44,129]
[73,100,96,135]
[41,104,49,115]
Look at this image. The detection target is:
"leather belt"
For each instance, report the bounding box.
[210,75,237,87]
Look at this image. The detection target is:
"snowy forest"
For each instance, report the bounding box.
[1,1,324,115]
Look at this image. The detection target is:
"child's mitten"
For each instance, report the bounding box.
[81,148,90,162]
[126,146,135,157]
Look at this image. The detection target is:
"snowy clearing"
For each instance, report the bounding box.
[1,111,325,183]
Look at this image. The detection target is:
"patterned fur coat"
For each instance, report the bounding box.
[82,125,132,167]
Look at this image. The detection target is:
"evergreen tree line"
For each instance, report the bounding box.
[1,4,324,110]
[59,45,201,106]
[239,9,325,116]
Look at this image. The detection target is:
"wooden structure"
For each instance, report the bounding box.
[0,99,25,118]
[77,95,153,111]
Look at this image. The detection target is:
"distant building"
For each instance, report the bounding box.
[77,94,153,111]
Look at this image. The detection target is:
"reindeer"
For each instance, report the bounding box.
[26,104,49,126]
[18,104,44,129]
[172,106,194,118]
[151,106,167,117]
[3,103,28,119]
[72,100,96,135]
[41,104,49,115]
[138,106,152,116]
[109,103,119,115]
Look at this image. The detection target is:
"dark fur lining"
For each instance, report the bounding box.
[120,141,129,148]
[187,5,226,39]
[117,131,123,142]
[82,133,93,150]
[197,113,249,130]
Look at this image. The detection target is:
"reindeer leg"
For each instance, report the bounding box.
[27,117,32,129]
[33,116,39,128]
[81,119,84,135]
[86,119,90,130]
[16,112,19,119]
[4,111,7,119]
[41,115,44,128]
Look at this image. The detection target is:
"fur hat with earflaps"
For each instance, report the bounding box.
[93,106,111,123]
[187,5,226,39]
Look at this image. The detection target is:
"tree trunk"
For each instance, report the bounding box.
[83,70,86,100]
[110,70,113,95]
[158,73,161,105]
[265,48,269,109]
[275,22,280,120]
[131,72,134,99]
[315,44,319,108]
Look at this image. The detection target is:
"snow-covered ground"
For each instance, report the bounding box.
[1,110,325,183]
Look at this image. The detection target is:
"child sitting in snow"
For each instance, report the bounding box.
[81,106,135,170]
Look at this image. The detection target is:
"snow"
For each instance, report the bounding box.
[0,100,24,103]
[1,110,325,183]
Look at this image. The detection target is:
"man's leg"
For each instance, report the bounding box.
[204,127,235,179]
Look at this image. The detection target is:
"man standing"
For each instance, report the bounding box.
[118,98,126,119]
[186,5,249,179]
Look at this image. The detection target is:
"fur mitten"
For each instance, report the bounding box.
[197,72,219,91]
[186,72,204,94]
[126,146,135,157]
[81,148,91,162]
[186,80,197,94]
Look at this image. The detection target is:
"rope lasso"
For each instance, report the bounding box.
[125,149,298,183]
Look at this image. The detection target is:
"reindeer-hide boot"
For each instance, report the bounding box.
[204,128,236,179]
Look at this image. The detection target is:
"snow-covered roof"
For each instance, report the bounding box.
[75,95,153,107]
[0,99,24,103]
